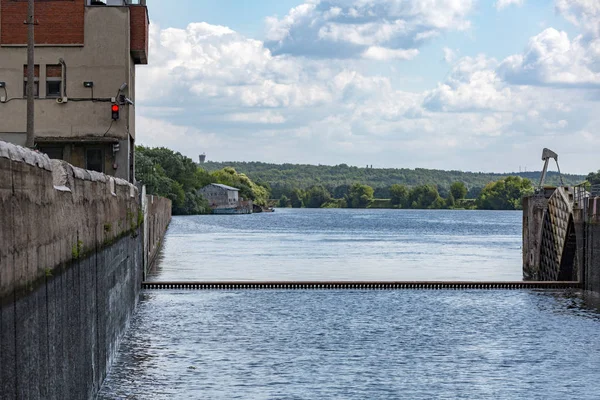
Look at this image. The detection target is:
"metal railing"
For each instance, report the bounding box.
[142,281,582,290]
[574,184,589,208]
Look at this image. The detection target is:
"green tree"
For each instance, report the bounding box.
[278,195,290,208]
[389,184,409,208]
[199,160,584,197]
[408,185,441,209]
[347,183,374,208]
[445,193,456,208]
[210,167,270,206]
[305,185,332,208]
[135,147,207,214]
[134,146,270,214]
[477,176,534,210]
[587,170,600,185]
[333,184,351,199]
[450,181,467,200]
[290,189,304,208]
[467,185,483,199]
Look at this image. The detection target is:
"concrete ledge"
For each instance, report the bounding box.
[0,141,52,171]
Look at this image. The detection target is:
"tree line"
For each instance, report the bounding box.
[277,177,535,210]
[202,161,584,199]
[136,146,594,214]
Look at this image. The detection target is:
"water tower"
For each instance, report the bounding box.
[199,153,206,164]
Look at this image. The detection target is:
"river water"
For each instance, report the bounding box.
[98,209,600,399]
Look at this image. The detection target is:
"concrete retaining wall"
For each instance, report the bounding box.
[144,194,171,274]
[525,191,600,295]
[583,198,600,294]
[522,195,549,280]
[0,141,143,399]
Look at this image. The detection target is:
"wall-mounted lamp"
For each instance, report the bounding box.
[0,82,5,88]
[83,81,94,88]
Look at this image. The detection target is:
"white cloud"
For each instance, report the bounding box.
[136,116,220,151]
[443,47,457,63]
[138,21,333,110]
[498,28,600,86]
[542,119,569,130]
[362,46,419,60]
[264,0,474,59]
[496,0,524,10]
[228,111,287,124]
[424,55,515,112]
[134,6,600,174]
[556,0,600,37]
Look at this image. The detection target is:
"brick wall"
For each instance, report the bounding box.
[1,0,85,45]
[129,5,148,64]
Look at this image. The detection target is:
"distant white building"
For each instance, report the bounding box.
[199,183,253,214]
[199,183,240,208]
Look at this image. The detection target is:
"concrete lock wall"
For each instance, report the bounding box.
[0,140,146,399]
[142,194,171,279]
[583,198,600,294]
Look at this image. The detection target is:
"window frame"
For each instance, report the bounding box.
[85,148,104,173]
[46,78,62,98]
[38,146,64,160]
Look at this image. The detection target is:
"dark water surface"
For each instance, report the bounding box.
[98,209,600,399]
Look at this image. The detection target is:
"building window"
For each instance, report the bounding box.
[23,64,39,98]
[46,65,62,98]
[38,147,63,160]
[46,81,61,98]
[86,149,104,173]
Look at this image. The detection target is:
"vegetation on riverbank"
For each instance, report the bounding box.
[278,177,535,210]
[135,147,269,215]
[202,161,584,199]
[136,148,591,213]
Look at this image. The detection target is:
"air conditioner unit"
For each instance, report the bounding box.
[56,97,68,104]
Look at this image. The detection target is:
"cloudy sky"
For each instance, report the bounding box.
[138,0,600,174]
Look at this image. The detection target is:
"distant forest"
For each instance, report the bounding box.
[200,161,585,199]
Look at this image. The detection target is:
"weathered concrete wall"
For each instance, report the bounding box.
[146,195,171,269]
[0,141,143,399]
[142,193,171,279]
[525,190,600,295]
[583,198,600,293]
[522,195,548,280]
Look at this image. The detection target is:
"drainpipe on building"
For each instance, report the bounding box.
[59,58,67,98]
[25,0,35,148]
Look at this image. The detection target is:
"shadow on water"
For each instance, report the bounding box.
[146,233,168,280]
[536,289,600,319]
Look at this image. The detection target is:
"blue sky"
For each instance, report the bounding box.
[137,0,600,174]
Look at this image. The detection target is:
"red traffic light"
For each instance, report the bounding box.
[111,104,120,120]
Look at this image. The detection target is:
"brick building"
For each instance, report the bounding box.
[0,0,149,182]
